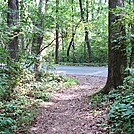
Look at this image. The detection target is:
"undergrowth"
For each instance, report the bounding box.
[90,69,134,134]
[0,64,78,134]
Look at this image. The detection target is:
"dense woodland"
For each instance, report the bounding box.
[0,0,134,133]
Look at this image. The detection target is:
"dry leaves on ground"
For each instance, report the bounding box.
[29,75,108,134]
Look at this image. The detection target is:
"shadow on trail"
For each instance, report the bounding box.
[29,75,107,134]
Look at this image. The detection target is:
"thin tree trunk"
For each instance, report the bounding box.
[129,1,134,68]
[67,0,75,62]
[55,0,59,64]
[91,1,94,19]
[61,28,65,62]
[79,0,84,21]
[7,0,19,59]
[20,0,25,52]
[85,0,92,62]
[129,27,134,67]
[67,33,75,62]
[79,0,92,62]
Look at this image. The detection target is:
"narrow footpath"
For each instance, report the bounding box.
[29,75,107,134]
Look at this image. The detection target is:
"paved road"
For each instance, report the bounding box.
[47,66,108,77]
[0,64,108,77]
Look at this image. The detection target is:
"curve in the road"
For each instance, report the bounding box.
[47,66,108,77]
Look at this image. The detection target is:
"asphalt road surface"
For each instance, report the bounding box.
[49,66,108,77]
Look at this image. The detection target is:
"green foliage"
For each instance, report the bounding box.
[89,69,134,134]
[107,70,134,133]
[108,89,134,134]
[0,62,22,100]
[0,63,78,133]
[89,93,108,109]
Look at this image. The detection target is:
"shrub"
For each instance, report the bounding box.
[108,73,134,134]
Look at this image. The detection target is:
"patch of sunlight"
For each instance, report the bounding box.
[39,102,55,107]
[79,85,93,90]
[30,126,39,131]
[54,93,79,100]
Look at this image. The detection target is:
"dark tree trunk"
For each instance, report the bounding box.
[129,26,134,67]
[79,0,84,21]
[55,23,59,64]
[85,0,92,62]
[79,0,92,62]
[61,29,65,62]
[55,0,59,64]
[7,0,19,59]
[91,1,94,19]
[67,0,75,62]
[129,1,134,68]
[85,27,92,62]
[67,33,75,62]
[102,0,127,94]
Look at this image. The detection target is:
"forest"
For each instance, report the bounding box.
[0,0,134,133]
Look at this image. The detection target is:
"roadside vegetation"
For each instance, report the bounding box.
[0,64,78,133]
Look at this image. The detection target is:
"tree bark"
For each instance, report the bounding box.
[85,0,92,62]
[67,0,75,62]
[67,19,81,62]
[102,0,127,94]
[32,0,47,79]
[129,1,134,68]
[79,0,92,62]
[129,27,134,67]
[55,0,59,64]
[61,28,65,62]
[7,0,19,59]
[67,33,75,62]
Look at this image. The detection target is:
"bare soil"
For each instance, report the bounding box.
[29,75,108,134]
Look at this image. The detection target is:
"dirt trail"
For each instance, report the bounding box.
[29,75,107,134]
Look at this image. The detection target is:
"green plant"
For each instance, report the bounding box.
[108,72,134,134]
[108,89,134,134]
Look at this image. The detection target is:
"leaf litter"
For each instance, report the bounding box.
[29,75,108,134]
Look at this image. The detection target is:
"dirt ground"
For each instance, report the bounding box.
[29,75,108,134]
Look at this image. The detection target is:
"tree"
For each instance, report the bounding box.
[102,0,127,93]
[129,0,134,68]
[84,0,92,62]
[67,0,76,62]
[32,0,47,77]
[55,0,59,64]
[79,0,92,62]
[7,0,19,59]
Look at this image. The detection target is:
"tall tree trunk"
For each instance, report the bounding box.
[79,0,92,62]
[67,0,75,62]
[55,0,59,64]
[129,1,134,68]
[85,0,92,62]
[129,21,134,68]
[79,0,84,21]
[32,0,47,79]
[7,0,19,59]
[91,0,94,19]
[67,33,75,62]
[20,0,25,53]
[102,0,127,94]
[61,28,65,62]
